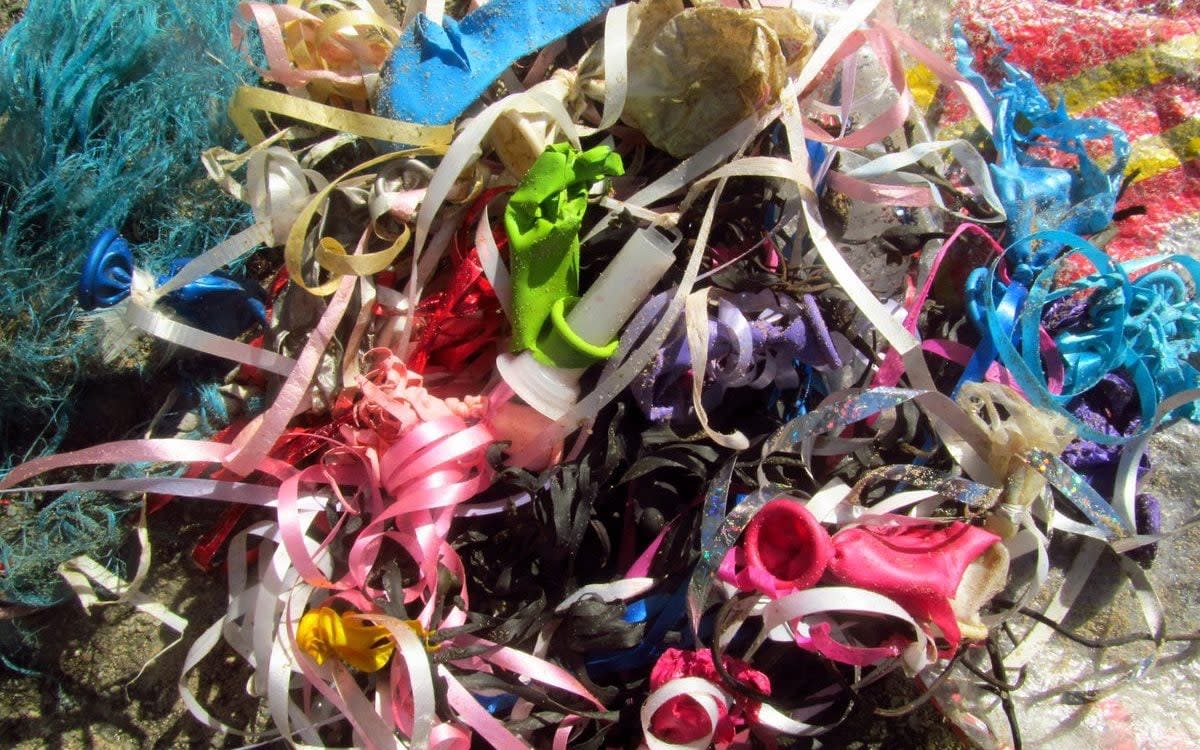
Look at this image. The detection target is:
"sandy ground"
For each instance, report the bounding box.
[0,510,960,750]
[0,0,19,34]
[0,502,266,748]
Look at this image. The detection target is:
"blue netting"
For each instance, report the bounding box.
[0,0,256,463]
[0,492,132,608]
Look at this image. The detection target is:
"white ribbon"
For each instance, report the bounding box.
[640,677,730,750]
[763,586,934,674]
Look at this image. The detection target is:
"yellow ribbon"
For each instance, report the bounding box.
[286,149,435,295]
[293,9,397,103]
[229,86,455,149]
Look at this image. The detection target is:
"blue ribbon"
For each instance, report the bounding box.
[975,231,1200,443]
[376,0,612,126]
[78,229,267,338]
[954,24,1129,258]
[957,266,1026,397]
[1055,266,1200,421]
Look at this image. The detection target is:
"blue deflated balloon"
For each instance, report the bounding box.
[156,258,268,338]
[79,229,268,339]
[376,0,613,126]
[78,229,136,310]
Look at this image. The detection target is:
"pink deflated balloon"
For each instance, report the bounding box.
[827,520,1000,652]
[719,499,834,598]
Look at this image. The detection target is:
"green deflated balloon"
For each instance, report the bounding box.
[505,142,624,367]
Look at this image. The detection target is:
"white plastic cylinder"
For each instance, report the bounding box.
[496,349,580,420]
[565,228,677,347]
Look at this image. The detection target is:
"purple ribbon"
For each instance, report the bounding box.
[628,290,841,424]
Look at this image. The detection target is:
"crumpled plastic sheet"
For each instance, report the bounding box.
[622,0,815,157]
[928,422,1200,750]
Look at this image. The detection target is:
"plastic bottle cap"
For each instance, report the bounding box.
[496,351,581,420]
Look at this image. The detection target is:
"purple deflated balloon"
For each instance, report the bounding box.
[632,291,840,424]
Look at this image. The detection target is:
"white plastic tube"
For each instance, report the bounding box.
[566,228,676,346]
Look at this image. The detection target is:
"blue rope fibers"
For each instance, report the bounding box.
[0,647,42,676]
[0,369,273,610]
[177,378,267,440]
[191,382,233,439]
[0,0,257,464]
[0,451,194,612]
[0,492,132,608]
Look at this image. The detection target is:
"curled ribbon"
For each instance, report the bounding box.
[235,0,399,105]
[285,150,434,296]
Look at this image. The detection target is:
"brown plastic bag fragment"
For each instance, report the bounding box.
[623,0,814,158]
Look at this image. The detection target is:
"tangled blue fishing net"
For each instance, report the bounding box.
[0,0,256,464]
[0,0,258,609]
